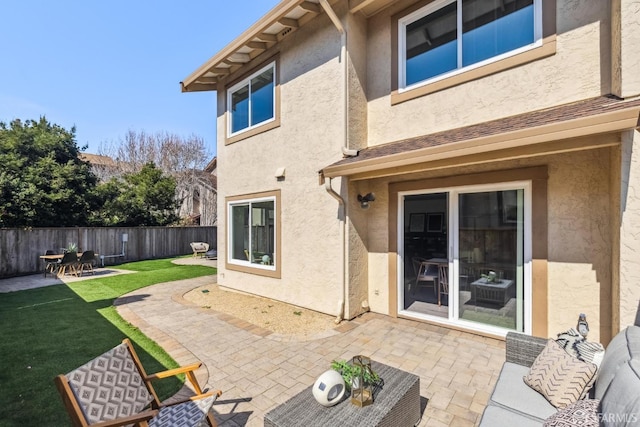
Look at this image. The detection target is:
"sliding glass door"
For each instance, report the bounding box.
[399,183,531,335]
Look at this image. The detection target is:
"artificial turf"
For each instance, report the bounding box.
[0,258,216,426]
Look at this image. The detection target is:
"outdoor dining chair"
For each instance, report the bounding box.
[438,264,449,306]
[56,251,79,278]
[43,250,58,277]
[411,257,438,295]
[77,250,95,276]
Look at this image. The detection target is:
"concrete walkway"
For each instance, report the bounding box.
[114,265,506,427]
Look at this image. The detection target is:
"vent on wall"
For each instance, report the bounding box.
[281,27,292,37]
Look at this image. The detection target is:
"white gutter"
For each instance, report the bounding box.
[324,178,346,324]
[319,0,358,157]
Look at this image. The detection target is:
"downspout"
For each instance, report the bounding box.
[325,178,346,324]
[319,0,358,157]
[320,0,355,324]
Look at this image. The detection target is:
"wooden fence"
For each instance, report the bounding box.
[0,226,217,278]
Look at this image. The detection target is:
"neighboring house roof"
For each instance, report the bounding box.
[204,157,217,174]
[196,170,217,192]
[79,153,116,167]
[321,95,640,179]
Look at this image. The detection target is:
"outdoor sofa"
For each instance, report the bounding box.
[479,325,640,426]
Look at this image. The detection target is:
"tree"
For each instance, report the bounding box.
[92,162,178,226]
[0,118,98,227]
[97,130,211,215]
[98,130,208,182]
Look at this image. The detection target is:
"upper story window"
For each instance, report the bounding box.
[399,0,541,90]
[227,62,276,137]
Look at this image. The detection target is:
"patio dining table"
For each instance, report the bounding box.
[39,252,98,277]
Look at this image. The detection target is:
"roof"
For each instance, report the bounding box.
[181,0,326,92]
[79,153,116,167]
[321,95,640,179]
[181,0,397,92]
[197,170,217,191]
[204,157,217,173]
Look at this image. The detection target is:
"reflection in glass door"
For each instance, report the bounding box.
[457,189,525,331]
[401,193,449,318]
[399,184,529,334]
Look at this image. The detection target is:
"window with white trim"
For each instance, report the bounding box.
[399,0,541,89]
[228,196,276,269]
[227,62,276,137]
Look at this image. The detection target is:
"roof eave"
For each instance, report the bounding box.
[181,0,325,92]
[322,106,640,179]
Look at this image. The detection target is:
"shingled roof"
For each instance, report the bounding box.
[321,95,640,178]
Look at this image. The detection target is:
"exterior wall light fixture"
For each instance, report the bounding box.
[358,193,375,209]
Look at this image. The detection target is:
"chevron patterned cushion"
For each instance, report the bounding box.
[543,399,600,426]
[523,339,597,409]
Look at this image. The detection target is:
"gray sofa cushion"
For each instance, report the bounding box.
[598,359,640,426]
[480,403,545,427]
[596,326,640,400]
[488,362,558,421]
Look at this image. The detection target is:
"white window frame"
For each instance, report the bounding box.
[398,0,543,92]
[227,61,276,138]
[396,181,532,337]
[227,195,277,272]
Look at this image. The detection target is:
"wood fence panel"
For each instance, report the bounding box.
[0,227,216,278]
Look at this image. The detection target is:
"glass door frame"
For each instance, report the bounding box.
[397,181,533,337]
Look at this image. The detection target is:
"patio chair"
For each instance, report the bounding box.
[55,338,222,427]
[438,264,449,306]
[57,251,79,278]
[43,250,58,277]
[411,257,438,295]
[190,242,209,257]
[77,250,95,276]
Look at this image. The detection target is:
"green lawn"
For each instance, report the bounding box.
[0,258,216,427]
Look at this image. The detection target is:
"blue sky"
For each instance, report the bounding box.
[0,1,280,156]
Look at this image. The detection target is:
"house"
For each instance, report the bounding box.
[79,153,119,182]
[176,157,218,226]
[82,153,218,226]
[182,0,640,344]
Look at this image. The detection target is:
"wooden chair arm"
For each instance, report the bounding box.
[88,409,158,427]
[146,362,209,394]
[146,362,202,380]
[159,390,223,408]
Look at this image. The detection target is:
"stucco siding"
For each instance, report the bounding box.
[204,0,637,336]
[612,0,640,98]
[365,0,611,147]
[547,148,613,343]
[619,129,640,329]
[353,145,614,341]
[215,10,350,316]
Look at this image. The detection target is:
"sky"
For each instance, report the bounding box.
[0,1,281,157]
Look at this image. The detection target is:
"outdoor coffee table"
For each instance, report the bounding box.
[470,278,514,306]
[264,361,420,427]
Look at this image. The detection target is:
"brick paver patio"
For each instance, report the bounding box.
[115,274,506,427]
